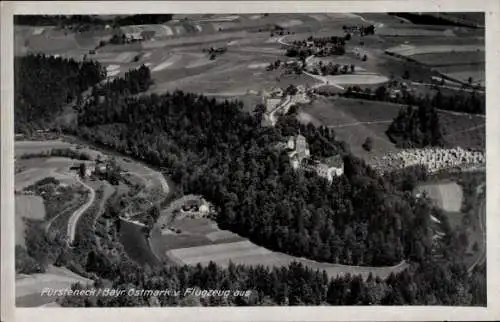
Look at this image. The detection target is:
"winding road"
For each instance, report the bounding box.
[67,175,96,244]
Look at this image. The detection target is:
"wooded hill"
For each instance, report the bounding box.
[14,54,105,133]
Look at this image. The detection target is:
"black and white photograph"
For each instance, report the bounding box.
[1,1,499,321]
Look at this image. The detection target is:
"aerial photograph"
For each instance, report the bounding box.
[13,12,486,307]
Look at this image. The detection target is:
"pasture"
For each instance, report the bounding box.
[386,44,484,57]
[410,51,484,67]
[439,112,485,150]
[15,26,111,57]
[167,240,409,280]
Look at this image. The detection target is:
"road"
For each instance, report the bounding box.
[328,120,392,129]
[468,182,486,274]
[67,175,96,244]
[303,70,346,90]
[266,95,292,126]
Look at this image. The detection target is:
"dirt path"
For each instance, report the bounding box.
[67,175,96,244]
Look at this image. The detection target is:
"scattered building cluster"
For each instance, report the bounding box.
[261,85,311,126]
[180,197,212,216]
[370,147,485,174]
[74,159,109,178]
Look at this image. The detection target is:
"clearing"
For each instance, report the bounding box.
[414,182,463,212]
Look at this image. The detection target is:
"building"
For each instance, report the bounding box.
[286,134,311,169]
[327,155,344,177]
[265,98,282,113]
[84,164,95,178]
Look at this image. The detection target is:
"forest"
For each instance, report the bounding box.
[12,58,487,306]
[71,68,439,267]
[14,54,105,133]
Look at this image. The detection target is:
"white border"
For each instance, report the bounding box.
[2,1,500,321]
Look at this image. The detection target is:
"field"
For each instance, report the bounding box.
[14,12,485,105]
[297,96,485,158]
[16,265,93,307]
[414,182,463,212]
[150,208,409,280]
[410,51,484,67]
[384,41,485,87]
[439,112,485,150]
[298,97,402,158]
[15,26,111,57]
[386,44,483,57]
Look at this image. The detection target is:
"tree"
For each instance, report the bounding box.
[79,162,88,178]
[362,137,373,151]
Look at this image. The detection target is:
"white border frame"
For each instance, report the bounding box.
[2,1,500,321]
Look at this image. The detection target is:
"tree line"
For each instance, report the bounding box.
[14,14,173,27]
[341,84,485,115]
[19,148,92,161]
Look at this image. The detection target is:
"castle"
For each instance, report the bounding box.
[285,134,344,182]
[287,134,310,169]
